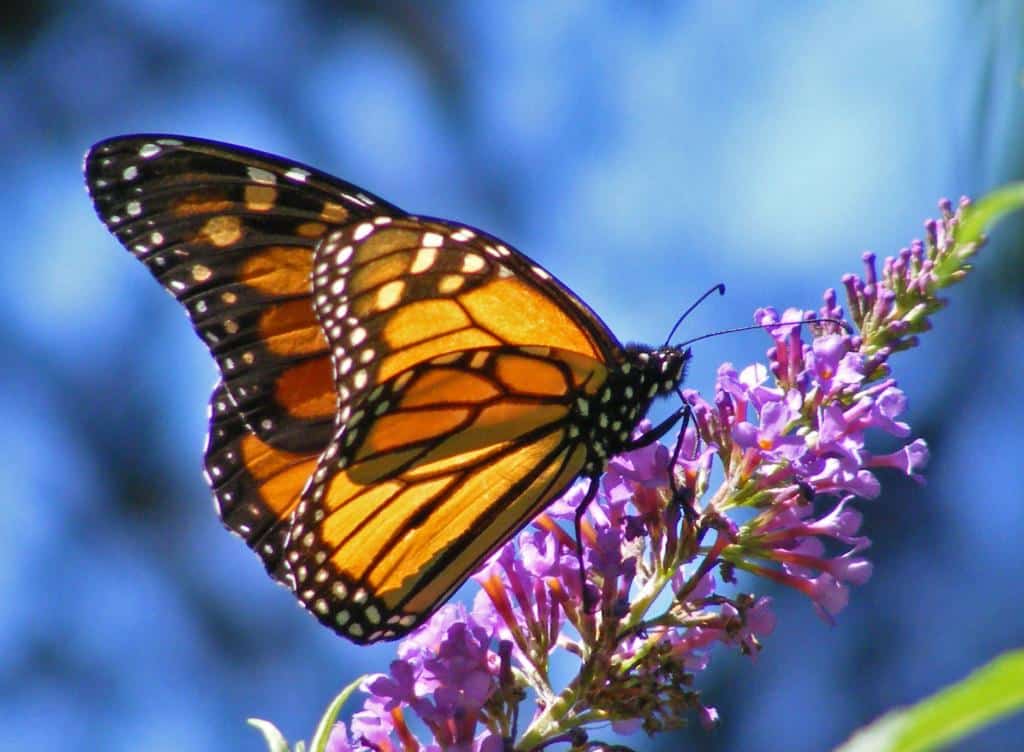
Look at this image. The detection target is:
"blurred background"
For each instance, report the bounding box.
[2,2,1023,750]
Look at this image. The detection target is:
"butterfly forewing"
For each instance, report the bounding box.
[204,382,317,578]
[309,217,619,421]
[85,134,402,455]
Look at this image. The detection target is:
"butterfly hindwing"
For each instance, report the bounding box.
[85,134,403,455]
[280,345,610,642]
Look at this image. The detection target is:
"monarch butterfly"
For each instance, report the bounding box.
[84,135,692,644]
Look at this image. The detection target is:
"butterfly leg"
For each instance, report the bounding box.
[573,474,601,613]
[623,404,688,450]
[666,402,699,526]
[625,398,700,526]
[666,397,693,475]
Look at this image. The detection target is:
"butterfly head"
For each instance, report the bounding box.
[573,343,692,474]
[621,343,692,401]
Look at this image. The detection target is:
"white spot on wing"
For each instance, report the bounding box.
[376,280,405,310]
[247,166,277,184]
[410,246,437,274]
[462,254,485,273]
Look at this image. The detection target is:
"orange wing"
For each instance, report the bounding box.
[281,345,611,642]
[308,218,620,420]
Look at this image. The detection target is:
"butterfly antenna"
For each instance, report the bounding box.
[675,316,851,349]
[663,283,726,347]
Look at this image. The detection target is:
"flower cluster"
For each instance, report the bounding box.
[255,197,986,751]
[326,606,508,751]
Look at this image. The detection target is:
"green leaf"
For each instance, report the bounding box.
[957,182,1024,244]
[247,718,291,752]
[309,676,366,752]
[835,649,1024,752]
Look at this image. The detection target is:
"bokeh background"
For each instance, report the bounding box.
[3,2,1023,750]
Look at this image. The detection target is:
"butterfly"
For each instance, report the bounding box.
[84,135,692,644]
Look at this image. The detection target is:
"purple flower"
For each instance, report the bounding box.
[341,608,503,751]
[733,399,806,463]
[423,622,497,715]
[365,660,418,711]
[868,438,930,483]
[806,334,865,396]
[738,362,785,409]
[744,597,777,638]
[588,525,628,582]
[606,427,672,489]
[805,573,851,621]
[801,497,868,546]
[518,528,559,577]
[805,455,882,499]
[348,703,396,750]
[399,603,469,664]
[324,723,354,752]
[865,385,912,436]
[475,732,507,752]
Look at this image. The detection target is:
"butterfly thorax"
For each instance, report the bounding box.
[577,344,691,473]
